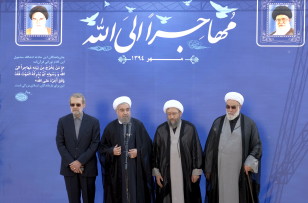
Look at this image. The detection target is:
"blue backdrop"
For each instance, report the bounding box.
[0,0,307,202]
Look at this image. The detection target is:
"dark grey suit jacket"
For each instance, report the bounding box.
[56,112,100,177]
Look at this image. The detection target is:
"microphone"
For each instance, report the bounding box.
[123,122,132,203]
[124,123,131,170]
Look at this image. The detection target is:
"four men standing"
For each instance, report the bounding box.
[56,93,262,202]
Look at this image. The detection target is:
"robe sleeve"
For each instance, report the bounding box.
[192,169,202,176]
[137,121,154,202]
[204,125,216,173]
[152,168,161,176]
[99,126,116,167]
[139,122,152,159]
[192,124,203,170]
[152,129,161,170]
[246,118,262,160]
[244,155,259,173]
[138,122,153,178]
[244,116,262,173]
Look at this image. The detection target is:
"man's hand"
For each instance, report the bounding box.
[128,148,137,158]
[244,165,253,175]
[191,175,200,183]
[113,144,121,156]
[69,160,83,174]
[155,175,164,188]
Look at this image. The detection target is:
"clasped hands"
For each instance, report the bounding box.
[69,160,84,174]
[113,144,137,158]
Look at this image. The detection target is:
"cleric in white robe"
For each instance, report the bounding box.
[204,92,262,203]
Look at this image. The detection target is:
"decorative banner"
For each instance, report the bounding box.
[0,0,307,203]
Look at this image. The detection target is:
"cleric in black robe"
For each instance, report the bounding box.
[204,92,262,203]
[99,96,154,203]
[152,100,203,203]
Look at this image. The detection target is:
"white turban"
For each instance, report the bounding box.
[163,100,184,113]
[113,96,132,110]
[224,92,244,105]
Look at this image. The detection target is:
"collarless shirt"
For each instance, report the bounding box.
[229,115,240,132]
[73,112,83,139]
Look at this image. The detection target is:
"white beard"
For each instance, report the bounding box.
[226,109,240,120]
[274,23,291,35]
[31,27,48,35]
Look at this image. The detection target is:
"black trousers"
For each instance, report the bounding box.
[64,174,96,203]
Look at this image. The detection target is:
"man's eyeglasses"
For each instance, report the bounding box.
[70,103,81,107]
[226,105,237,110]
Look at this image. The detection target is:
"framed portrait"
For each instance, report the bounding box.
[15,0,63,46]
[256,0,305,47]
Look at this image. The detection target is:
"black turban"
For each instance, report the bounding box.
[272,6,292,20]
[29,6,49,20]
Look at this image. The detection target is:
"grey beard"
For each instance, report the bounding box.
[226,109,240,120]
[119,116,131,124]
[168,120,179,129]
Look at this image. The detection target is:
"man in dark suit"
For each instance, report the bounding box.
[56,93,100,203]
